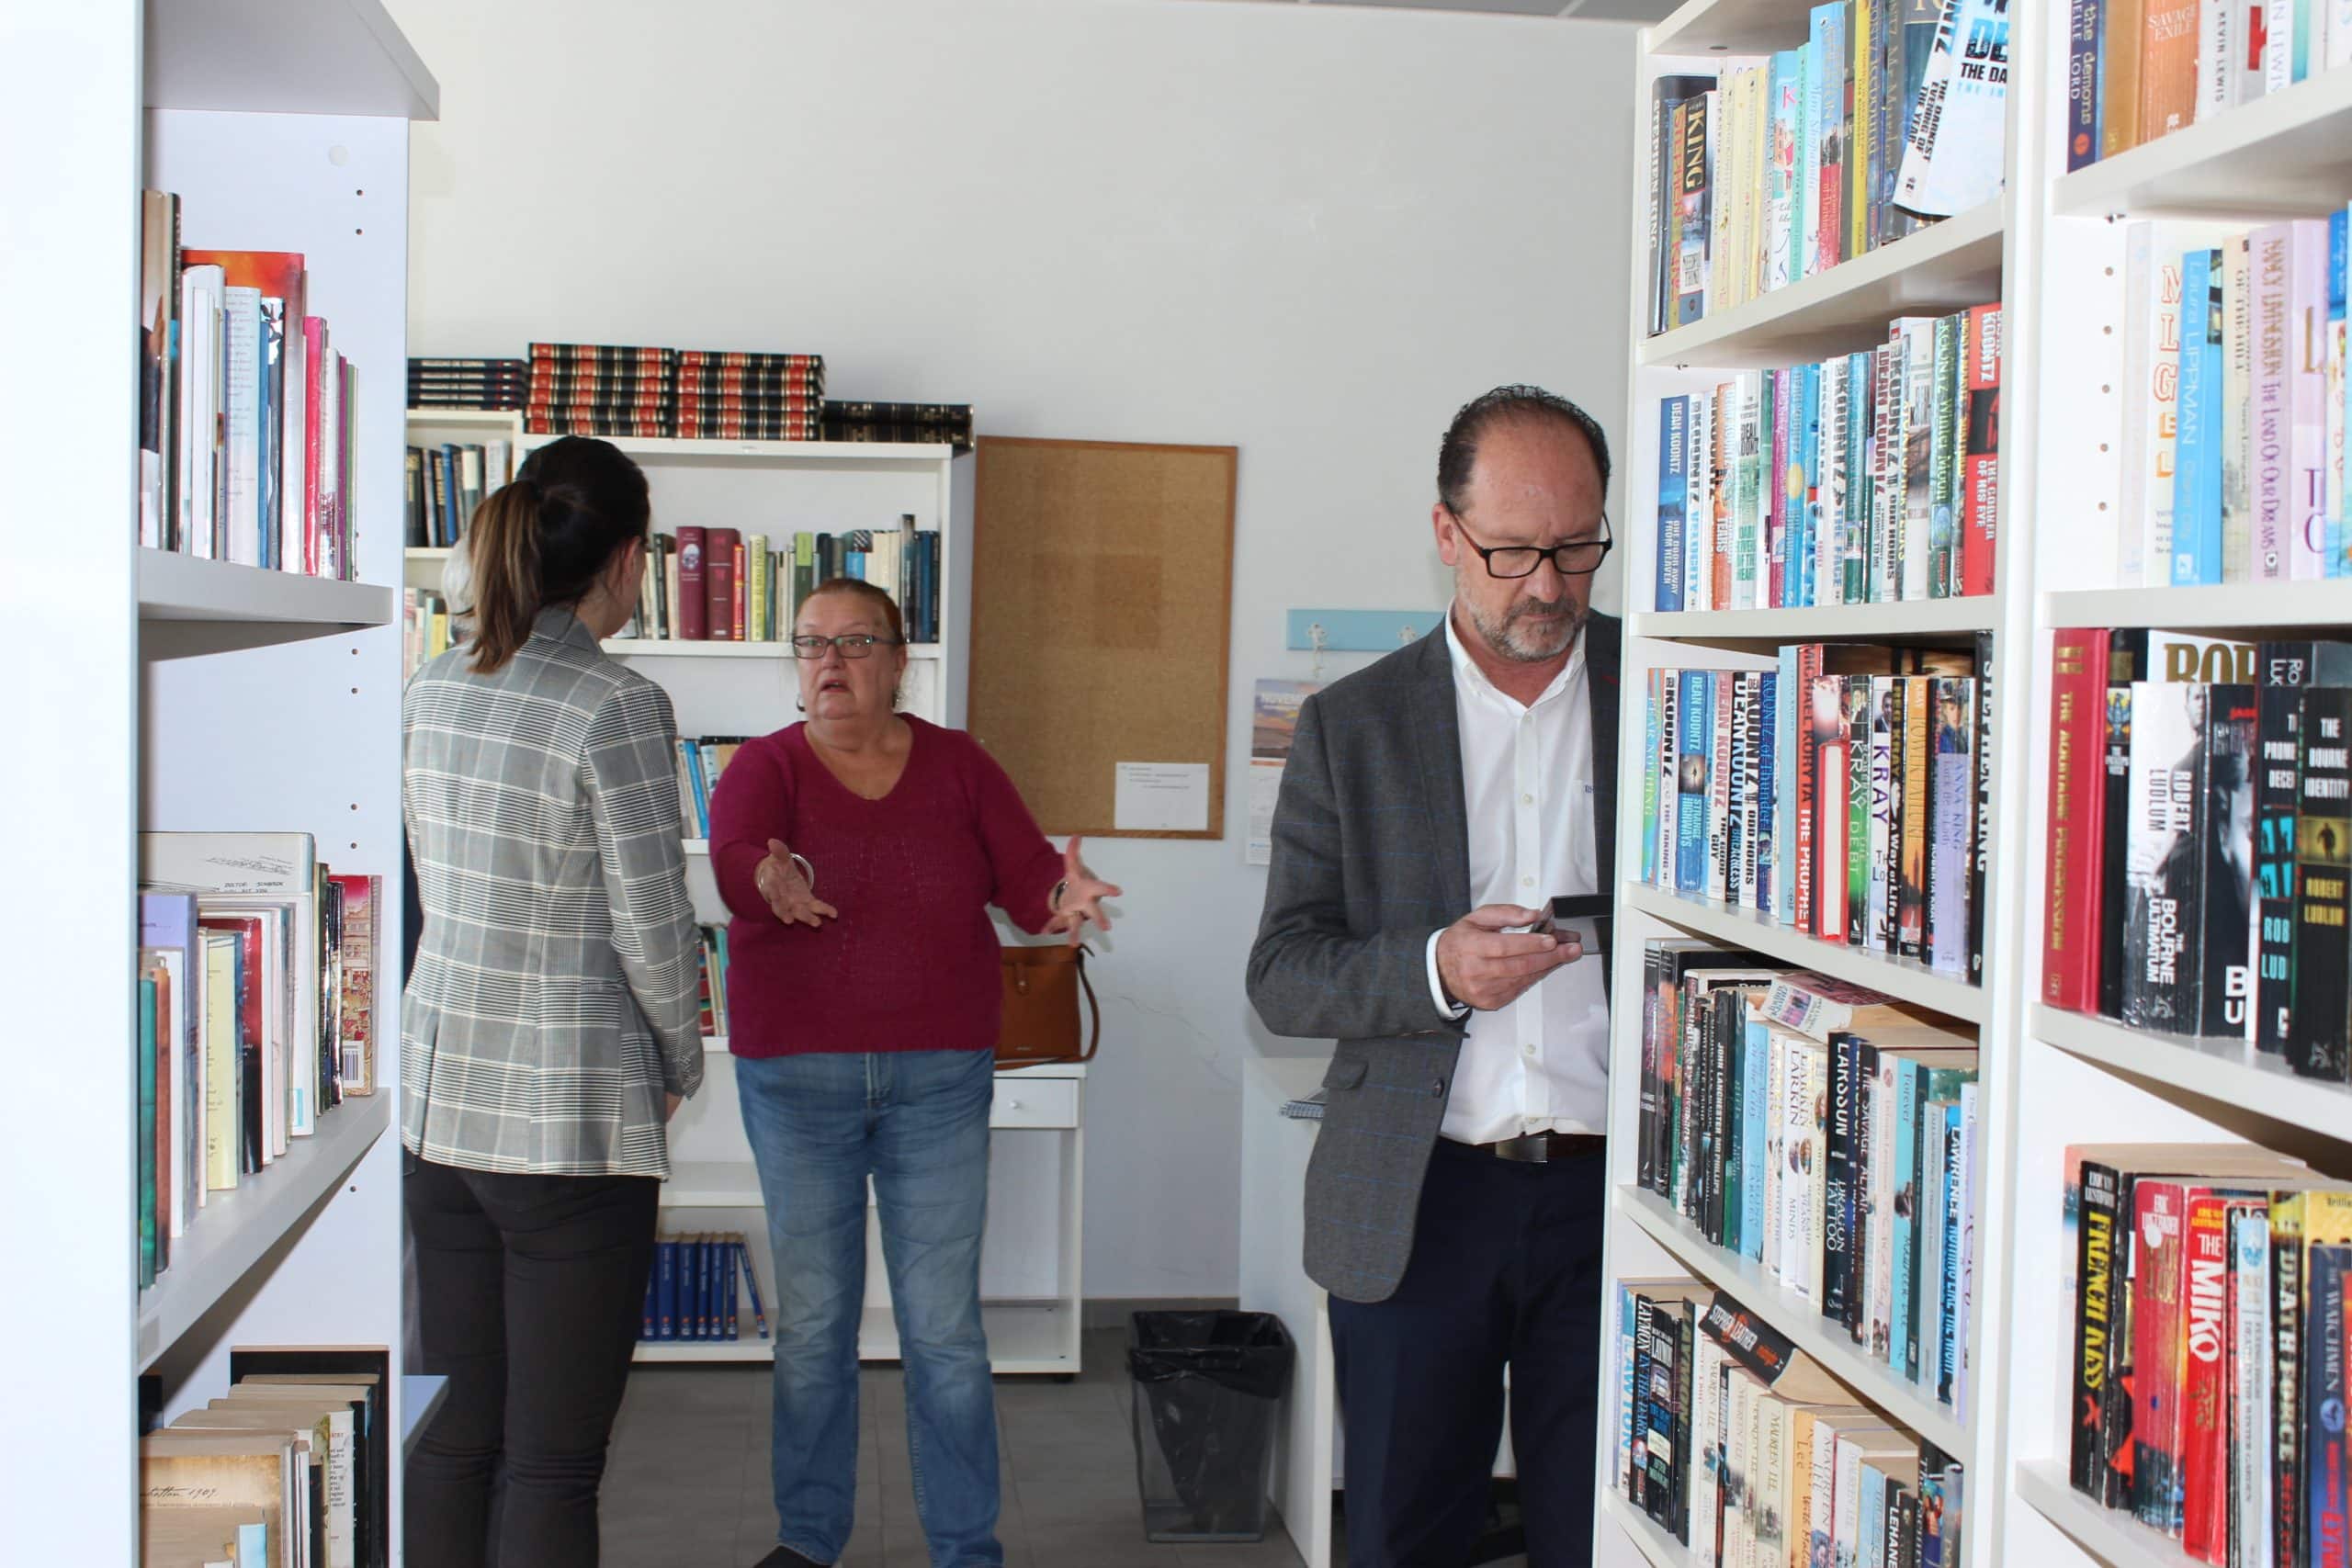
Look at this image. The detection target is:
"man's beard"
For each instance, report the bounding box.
[1462,574,1585,663]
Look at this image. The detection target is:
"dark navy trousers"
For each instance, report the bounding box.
[1328,1135,1606,1568]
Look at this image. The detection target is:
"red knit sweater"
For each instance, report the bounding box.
[707,718,1063,1055]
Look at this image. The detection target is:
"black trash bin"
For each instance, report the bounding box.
[1126,1310,1295,1542]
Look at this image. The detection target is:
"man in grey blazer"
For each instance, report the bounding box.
[1249,386,1619,1568]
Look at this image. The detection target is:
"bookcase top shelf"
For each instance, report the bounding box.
[1646,0,1820,60]
[2043,581,2352,635]
[1622,883,1991,1025]
[1637,200,2005,371]
[1615,1185,1973,1457]
[2032,1005,2352,1146]
[143,0,439,121]
[2050,68,2352,220]
[1631,597,2000,648]
[134,1095,391,1372]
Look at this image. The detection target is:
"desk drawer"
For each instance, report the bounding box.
[990,1077,1079,1129]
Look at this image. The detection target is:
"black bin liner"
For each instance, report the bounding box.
[1126,1310,1295,1542]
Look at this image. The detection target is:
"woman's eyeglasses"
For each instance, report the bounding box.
[790,634,903,660]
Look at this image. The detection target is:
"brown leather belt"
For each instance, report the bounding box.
[1464,1132,1605,1163]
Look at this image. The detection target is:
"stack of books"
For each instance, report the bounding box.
[822,399,974,449]
[641,1234,769,1342]
[406,356,524,411]
[402,437,514,549]
[137,191,362,580]
[1615,1277,1967,1565]
[695,925,730,1040]
[617,517,944,647]
[679,349,822,441]
[676,737,748,840]
[1653,304,2000,611]
[524,342,674,439]
[2042,632,2352,1077]
[1640,637,1994,981]
[135,834,379,1292]
[1645,0,2010,336]
[2066,0,2352,171]
[1638,961,1983,1414]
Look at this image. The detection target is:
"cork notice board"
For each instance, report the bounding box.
[969,437,1238,839]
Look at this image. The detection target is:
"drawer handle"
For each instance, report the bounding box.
[1002,1099,1025,1111]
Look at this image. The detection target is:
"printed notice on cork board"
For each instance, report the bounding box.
[1113,762,1210,832]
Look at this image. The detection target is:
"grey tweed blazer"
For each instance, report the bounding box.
[401,608,705,1178]
[1246,615,1619,1303]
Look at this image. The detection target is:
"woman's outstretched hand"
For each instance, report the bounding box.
[754,838,838,928]
[1046,835,1122,945]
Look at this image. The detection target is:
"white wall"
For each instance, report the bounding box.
[391,0,1636,1299]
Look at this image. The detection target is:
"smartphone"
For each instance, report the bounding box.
[1534,894,1612,955]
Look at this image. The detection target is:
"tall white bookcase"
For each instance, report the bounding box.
[401,434,1088,1375]
[1600,0,2352,1562]
[0,0,436,1559]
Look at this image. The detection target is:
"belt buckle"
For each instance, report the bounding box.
[1493,1133,1550,1164]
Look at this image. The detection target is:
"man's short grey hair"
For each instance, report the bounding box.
[1436,385,1612,517]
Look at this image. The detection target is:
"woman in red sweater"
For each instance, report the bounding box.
[708,578,1118,1568]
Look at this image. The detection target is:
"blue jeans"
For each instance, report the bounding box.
[736,1047,1002,1567]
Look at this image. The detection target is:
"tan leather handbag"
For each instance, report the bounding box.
[996,943,1101,1066]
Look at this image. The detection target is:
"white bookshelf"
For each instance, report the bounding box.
[2000,6,2352,1557]
[0,4,436,1559]
[1600,26,2025,1568]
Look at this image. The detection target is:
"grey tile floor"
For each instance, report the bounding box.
[598,1327,1315,1568]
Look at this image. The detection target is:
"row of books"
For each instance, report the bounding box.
[821,400,975,449]
[2042,632,2352,1078]
[136,835,379,1292]
[1616,1279,1967,1565]
[2061,1143,2352,1564]
[2067,0,2352,171]
[1638,957,1983,1414]
[616,519,944,646]
[677,737,745,840]
[1645,0,2008,336]
[1653,304,2000,613]
[524,341,826,440]
[401,439,515,550]
[407,355,524,411]
[640,1233,770,1342]
[695,924,732,1040]
[139,1347,391,1568]
[138,191,362,580]
[401,587,458,681]
[2104,215,2352,589]
[1640,637,1994,980]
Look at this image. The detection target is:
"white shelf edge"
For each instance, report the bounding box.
[2016,1459,2204,1568]
[518,434,961,467]
[701,1035,729,1055]
[1632,597,1999,643]
[1638,201,2006,369]
[2032,1003,2352,1143]
[1621,883,1989,1025]
[2051,68,2352,220]
[683,840,708,855]
[403,408,522,427]
[1614,1186,1972,1457]
[1645,0,1816,58]
[138,551,395,628]
[136,1095,392,1371]
[629,1304,1079,1371]
[631,1338,772,1363]
[2043,580,2352,633]
[1601,1488,1703,1568]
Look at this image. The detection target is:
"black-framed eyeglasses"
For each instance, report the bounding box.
[789,634,903,660]
[1448,513,1613,580]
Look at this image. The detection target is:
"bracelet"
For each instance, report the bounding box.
[1049,877,1069,912]
[791,852,815,891]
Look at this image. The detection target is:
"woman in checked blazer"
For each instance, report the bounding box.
[401,435,703,1568]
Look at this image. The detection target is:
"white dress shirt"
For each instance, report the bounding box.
[1421,611,1611,1142]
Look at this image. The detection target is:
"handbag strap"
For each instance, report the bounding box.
[1074,943,1101,1064]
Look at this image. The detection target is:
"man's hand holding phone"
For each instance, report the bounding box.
[1435,904,1584,1012]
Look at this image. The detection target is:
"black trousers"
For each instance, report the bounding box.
[404,1155,660,1568]
[1328,1136,1606,1568]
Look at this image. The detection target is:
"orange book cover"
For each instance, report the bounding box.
[2138,0,2201,142]
[2100,0,2147,156]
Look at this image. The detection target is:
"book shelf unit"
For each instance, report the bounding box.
[0,2,437,1559]
[1599,20,2030,1568]
[398,428,1086,1374]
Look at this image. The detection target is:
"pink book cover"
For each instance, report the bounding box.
[303,317,326,578]
[2251,224,2292,581]
[2291,218,2331,579]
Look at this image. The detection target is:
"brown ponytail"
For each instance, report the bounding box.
[463,436,651,675]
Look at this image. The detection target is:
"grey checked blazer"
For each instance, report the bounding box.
[1246,615,1619,1303]
[401,608,705,1178]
